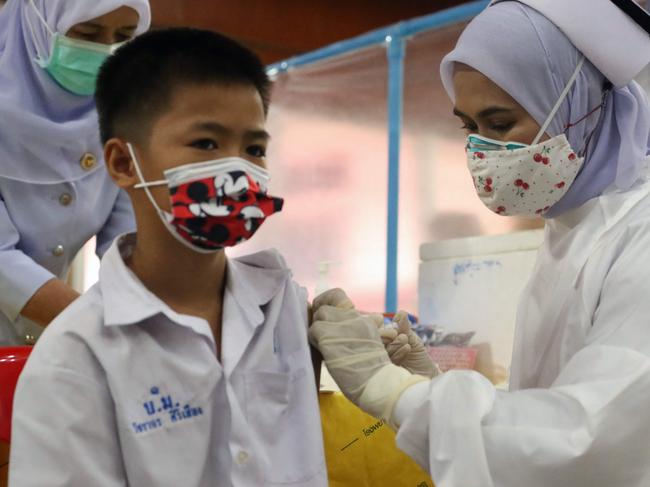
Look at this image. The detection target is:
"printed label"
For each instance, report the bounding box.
[130,385,204,435]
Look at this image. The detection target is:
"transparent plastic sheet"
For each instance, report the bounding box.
[398,24,543,312]
[77,13,546,309]
[75,5,650,317]
[230,45,390,312]
[230,20,539,313]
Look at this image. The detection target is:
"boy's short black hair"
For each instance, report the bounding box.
[95,27,271,144]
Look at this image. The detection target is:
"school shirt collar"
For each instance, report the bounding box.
[100,234,290,337]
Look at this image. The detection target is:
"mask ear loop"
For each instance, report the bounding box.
[25,0,55,64]
[127,143,169,216]
[532,56,586,145]
[571,81,613,157]
[127,143,225,254]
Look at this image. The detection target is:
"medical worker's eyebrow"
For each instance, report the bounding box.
[477,106,514,118]
[188,121,270,140]
[453,106,514,119]
[77,22,137,31]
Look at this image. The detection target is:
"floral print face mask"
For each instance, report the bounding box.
[466,133,583,217]
[465,55,591,218]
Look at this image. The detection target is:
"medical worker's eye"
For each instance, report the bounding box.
[71,30,99,41]
[490,121,515,133]
[247,145,267,158]
[190,139,218,151]
[114,32,133,42]
[460,122,478,133]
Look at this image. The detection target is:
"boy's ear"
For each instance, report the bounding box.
[104,138,138,189]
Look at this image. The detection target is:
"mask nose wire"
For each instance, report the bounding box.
[532,55,586,145]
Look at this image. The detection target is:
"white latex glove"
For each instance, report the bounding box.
[309,302,428,425]
[380,311,440,379]
[312,288,355,311]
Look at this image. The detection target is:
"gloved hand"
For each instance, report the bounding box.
[313,288,355,311]
[309,292,429,425]
[380,311,440,379]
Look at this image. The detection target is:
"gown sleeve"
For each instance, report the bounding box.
[394,223,650,487]
[0,195,55,321]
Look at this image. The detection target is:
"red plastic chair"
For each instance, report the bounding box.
[0,347,32,443]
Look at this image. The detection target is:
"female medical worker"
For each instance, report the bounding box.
[0,0,150,345]
[309,2,650,486]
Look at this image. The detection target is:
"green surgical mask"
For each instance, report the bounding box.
[28,0,121,96]
[37,34,117,96]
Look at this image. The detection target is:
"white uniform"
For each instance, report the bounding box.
[394,175,650,487]
[9,234,327,487]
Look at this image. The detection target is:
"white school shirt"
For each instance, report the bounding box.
[393,177,650,486]
[9,234,327,487]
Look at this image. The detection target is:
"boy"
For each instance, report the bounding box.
[9,28,327,487]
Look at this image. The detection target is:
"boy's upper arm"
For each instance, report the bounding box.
[296,285,321,392]
[10,359,127,487]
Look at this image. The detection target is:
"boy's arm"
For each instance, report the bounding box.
[10,365,127,486]
[307,303,323,392]
[308,303,322,391]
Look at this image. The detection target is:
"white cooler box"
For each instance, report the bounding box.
[418,229,544,386]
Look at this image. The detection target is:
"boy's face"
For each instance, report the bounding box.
[127,82,269,212]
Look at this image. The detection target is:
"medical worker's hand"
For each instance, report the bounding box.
[380,311,440,379]
[313,288,356,311]
[309,300,429,425]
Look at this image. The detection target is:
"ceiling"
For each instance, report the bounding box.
[149,0,469,64]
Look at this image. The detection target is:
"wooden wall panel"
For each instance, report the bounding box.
[149,0,466,63]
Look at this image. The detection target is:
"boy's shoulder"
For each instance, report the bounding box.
[229,249,309,325]
[24,284,107,375]
[230,248,307,301]
[230,247,290,272]
[47,283,106,337]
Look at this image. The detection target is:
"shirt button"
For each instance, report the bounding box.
[236,450,249,465]
[79,152,97,170]
[24,334,36,345]
[52,244,65,257]
[59,193,73,206]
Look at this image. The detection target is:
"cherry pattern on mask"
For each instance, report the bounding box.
[467,135,583,217]
[168,170,283,250]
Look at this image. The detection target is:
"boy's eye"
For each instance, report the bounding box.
[190,139,218,151]
[247,145,266,158]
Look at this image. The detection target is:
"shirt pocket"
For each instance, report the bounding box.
[244,367,322,484]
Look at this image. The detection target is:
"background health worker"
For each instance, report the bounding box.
[0,0,150,345]
[310,1,650,486]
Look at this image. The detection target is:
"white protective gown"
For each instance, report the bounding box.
[395,168,650,487]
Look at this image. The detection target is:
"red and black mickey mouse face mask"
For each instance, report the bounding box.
[127,143,283,253]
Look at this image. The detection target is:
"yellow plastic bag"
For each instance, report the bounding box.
[320,392,434,487]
